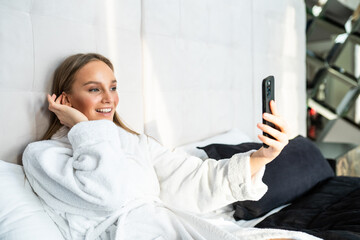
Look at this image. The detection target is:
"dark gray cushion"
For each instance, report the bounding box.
[198,135,335,220]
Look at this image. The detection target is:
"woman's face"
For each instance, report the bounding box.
[66,60,119,121]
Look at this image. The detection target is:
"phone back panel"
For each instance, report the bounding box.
[262,76,275,147]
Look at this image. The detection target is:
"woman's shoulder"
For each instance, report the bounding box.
[22,138,69,168]
[117,125,148,146]
[25,125,72,157]
[25,138,70,155]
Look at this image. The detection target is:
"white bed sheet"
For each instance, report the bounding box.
[198,203,288,233]
[173,128,253,160]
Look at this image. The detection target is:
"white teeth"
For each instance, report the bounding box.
[96,108,112,113]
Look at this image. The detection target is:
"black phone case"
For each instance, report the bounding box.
[262,76,275,148]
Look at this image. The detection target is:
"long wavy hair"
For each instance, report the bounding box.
[42,53,138,140]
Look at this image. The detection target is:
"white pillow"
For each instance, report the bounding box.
[174,128,253,159]
[0,160,64,240]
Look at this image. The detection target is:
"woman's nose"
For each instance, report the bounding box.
[101,90,113,103]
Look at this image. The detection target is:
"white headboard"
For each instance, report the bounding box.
[0,0,144,164]
[142,0,306,149]
[0,0,306,164]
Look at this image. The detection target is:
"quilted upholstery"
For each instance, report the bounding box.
[0,0,143,164]
[0,0,306,164]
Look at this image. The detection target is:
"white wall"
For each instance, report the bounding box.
[0,0,306,163]
[142,0,306,149]
[0,0,144,164]
[252,0,307,141]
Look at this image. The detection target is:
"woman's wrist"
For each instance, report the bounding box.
[250,148,272,177]
[71,116,88,128]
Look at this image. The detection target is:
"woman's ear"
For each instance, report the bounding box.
[61,92,72,107]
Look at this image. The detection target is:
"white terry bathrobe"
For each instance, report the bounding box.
[23,120,320,240]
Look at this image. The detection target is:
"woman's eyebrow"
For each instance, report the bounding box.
[83,81,100,86]
[83,80,117,86]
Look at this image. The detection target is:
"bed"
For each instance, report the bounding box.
[2,131,360,239]
[196,135,360,240]
[1,0,359,239]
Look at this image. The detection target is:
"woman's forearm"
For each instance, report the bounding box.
[250,149,271,177]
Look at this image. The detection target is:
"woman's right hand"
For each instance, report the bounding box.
[47,94,88,128]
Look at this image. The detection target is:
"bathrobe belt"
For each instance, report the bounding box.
[85,196,165,240]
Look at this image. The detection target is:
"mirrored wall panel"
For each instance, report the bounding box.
[329,34,360,78]
[312,68,357,112]
[344,93,360,126]
[307,18,345,60]
[306,0,360,141]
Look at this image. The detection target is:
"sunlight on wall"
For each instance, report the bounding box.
[283,6,297,58]
[280,5,306,137]
[142,41,175,146]
[280,72,302,137]
[141,0,306,146]
[105,0,118,61]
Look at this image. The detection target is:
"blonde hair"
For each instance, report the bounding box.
[42,53,138,140]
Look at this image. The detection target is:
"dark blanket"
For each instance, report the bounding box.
[255,176,360,240]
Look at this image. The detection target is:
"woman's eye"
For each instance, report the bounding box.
[111,87,117,91]
[89,88,99,92]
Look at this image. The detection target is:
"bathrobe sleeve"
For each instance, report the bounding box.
[23,120,130,214]
[147,137,268,214]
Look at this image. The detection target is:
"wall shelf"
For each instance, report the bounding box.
[306,0,360,144]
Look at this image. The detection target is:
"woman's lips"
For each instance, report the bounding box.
[95,108,112,113]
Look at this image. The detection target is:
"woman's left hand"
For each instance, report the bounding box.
[47,93,88,128]
[251,100,291,165]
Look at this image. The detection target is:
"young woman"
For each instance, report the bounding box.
[22,53,319,240]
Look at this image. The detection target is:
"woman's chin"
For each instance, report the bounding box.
[89,114,114,121]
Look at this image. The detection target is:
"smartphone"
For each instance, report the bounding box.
[262,76,275,148]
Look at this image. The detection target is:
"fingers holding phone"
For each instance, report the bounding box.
[266,100,291,139]
[258,106,289,147]
[259,76,290,159]
[256,103,289,161]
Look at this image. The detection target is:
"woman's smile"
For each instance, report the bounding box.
[95,108,112,113]
[95,107,113,117]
